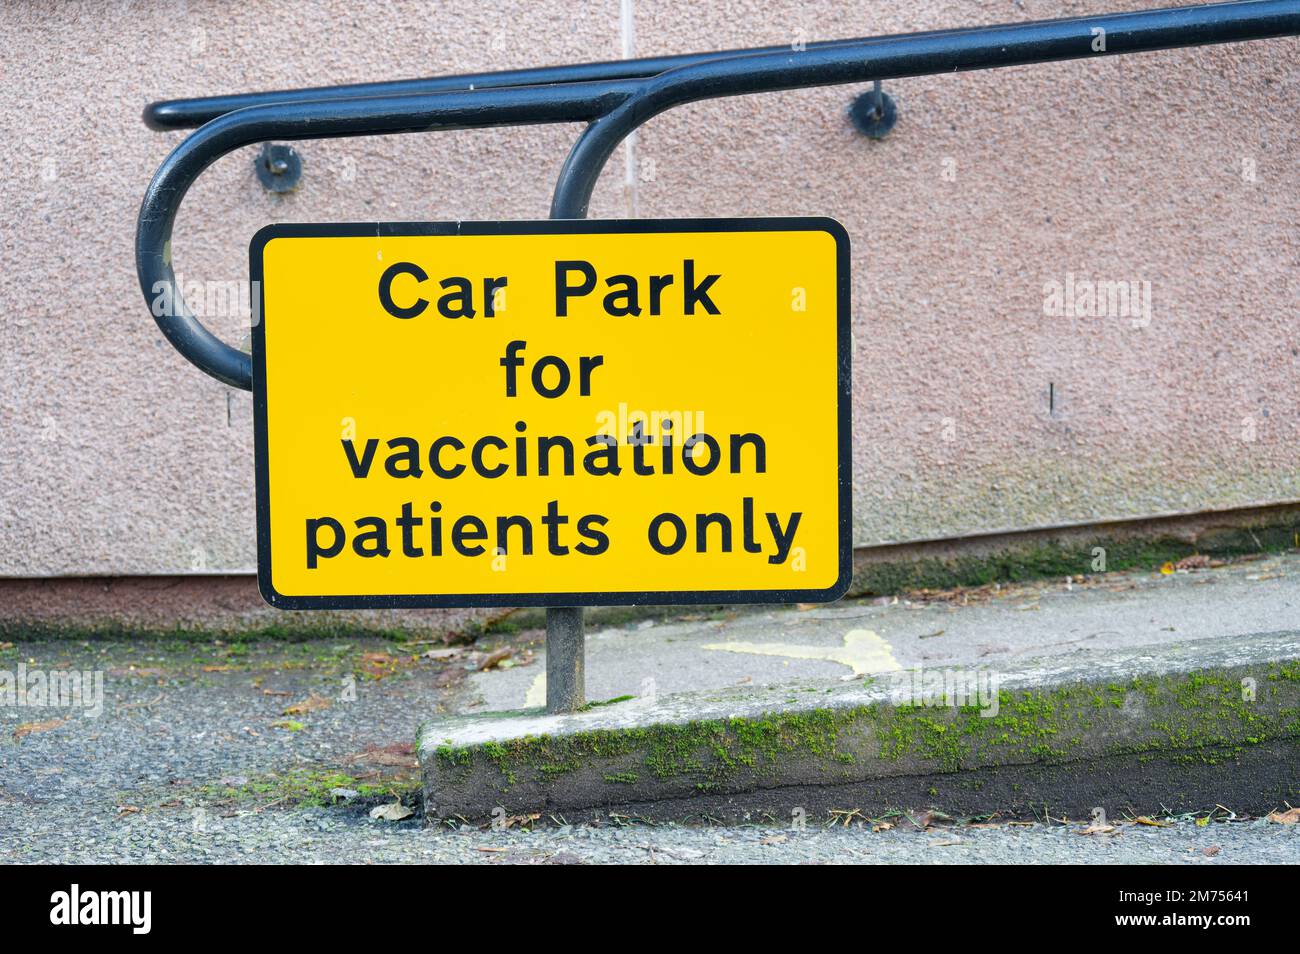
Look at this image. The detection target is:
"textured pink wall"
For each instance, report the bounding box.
[1,0,1296,579]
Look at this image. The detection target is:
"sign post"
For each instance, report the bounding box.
[546,606,585,712]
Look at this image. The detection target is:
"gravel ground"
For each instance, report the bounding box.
[2,608,1298,865]
[2,805,1297,864]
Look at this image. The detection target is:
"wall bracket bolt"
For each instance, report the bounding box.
[850,80,897,139]
[255,142,302,193]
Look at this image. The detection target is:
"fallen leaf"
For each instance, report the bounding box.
[898,809,954,830]
[1196,816,1211,827]
[283,693,331,716]
[475,846,507,853]
[760,834,788,846]
[343,742,417,768]
[1159,562,1175,575]
[202,665,235,672]
[1175,554,1211,571]
[871,822,894,832]
[478,648,513,671]
[496,812,541,830]
[358,652,400,678]
[271,719,306,732]
[422,648,462,660]
[369,801,413,822]
[1075,824,1117,836]
[829,808,867,828]
[1266,807,1300,824]
[1134,816,1172,827]
[116,805,141,816]
[1202,845,1221,857]
[0,642,14,651]
[13,718,67,740]
[261,688,292,697]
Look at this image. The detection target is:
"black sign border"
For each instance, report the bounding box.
[251,217,852,609]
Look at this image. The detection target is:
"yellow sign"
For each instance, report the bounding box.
[251,219,850,608]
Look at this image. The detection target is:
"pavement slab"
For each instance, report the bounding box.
[463,552,1300,712]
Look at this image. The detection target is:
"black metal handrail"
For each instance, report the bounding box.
[136,1,1299,392]
[142,37,905,131]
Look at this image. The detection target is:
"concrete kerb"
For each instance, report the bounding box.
[418,630,1300,822]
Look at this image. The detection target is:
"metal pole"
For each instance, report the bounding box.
[545,606,585,712]
[142,38,889,131]
[542,80,605,714]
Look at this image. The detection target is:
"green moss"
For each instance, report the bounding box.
[192,767,420,809]
[579,695,635,711]
[1269,661,1300,682]
[0,619,468,645]
[847,521,1300,599]
[428,663,1300,793]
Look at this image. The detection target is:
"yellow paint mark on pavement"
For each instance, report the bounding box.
[524,672,546,708]
[702,628,901,676]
